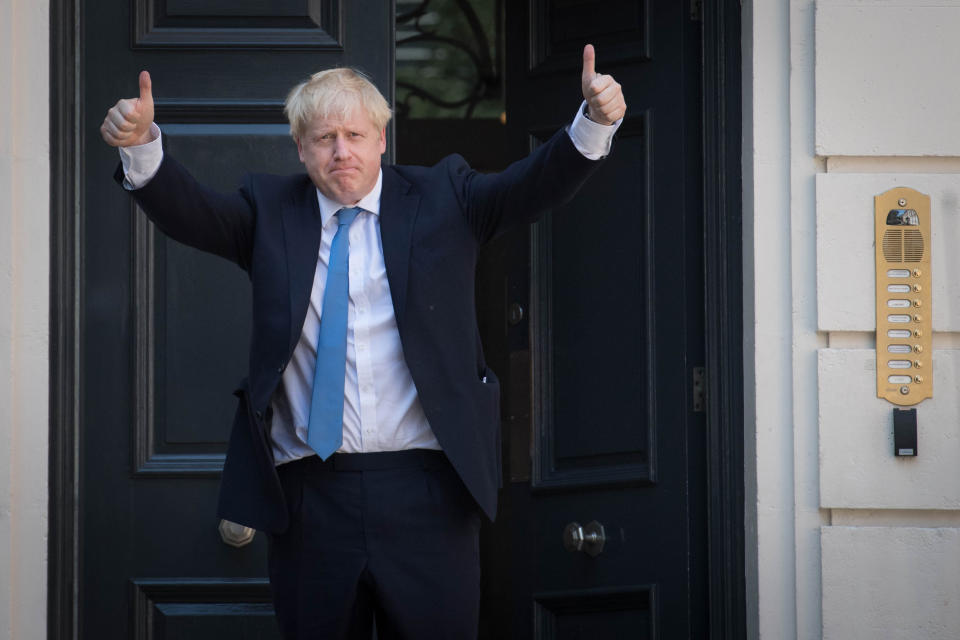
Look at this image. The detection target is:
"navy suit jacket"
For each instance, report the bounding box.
[121,128,603,533]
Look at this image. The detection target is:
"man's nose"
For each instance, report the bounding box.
[333,137,350,159]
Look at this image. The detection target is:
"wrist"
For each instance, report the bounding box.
[128,125,157,147]
[583,104,613,126]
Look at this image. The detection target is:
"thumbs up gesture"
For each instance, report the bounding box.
[581,45,626,126]
[100,71,156,147]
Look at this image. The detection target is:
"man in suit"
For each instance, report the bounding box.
[100,45,625,639]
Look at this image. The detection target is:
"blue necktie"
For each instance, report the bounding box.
[307,207,361,460]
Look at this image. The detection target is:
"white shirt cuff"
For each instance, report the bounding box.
[566,100,622,160]
[119,123,163,189]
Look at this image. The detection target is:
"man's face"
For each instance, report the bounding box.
[296,109,386,206]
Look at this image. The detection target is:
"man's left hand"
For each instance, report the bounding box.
[581,44,626,125]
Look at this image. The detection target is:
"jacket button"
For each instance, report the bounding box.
[277,366,284,373]
[255,410,263,420]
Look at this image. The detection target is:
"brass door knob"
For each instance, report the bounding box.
[219,519,256,548]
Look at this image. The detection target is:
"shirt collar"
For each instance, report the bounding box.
[316,169,383,229]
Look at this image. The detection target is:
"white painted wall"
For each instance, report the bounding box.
[746,0,960,637]
[743,0,802,636]
[819,349,960,508]
[822,527,960,639]
[0,0,50,637]
[816,3,960,156]
[815,2,960,638]
[745,0,830,636]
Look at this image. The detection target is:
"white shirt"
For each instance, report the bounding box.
[271,172,443,461]
[120,102,621,465]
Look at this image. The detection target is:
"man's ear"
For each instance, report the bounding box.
[379,128,387,154]
[295,137,305,162]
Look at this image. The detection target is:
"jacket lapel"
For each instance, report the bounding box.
[283,177,324,358]
[379,166,420,327]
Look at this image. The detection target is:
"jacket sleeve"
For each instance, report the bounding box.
[115,155,256,271]
[451,128,606,245]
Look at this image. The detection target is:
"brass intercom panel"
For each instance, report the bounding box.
[875,187,932,406]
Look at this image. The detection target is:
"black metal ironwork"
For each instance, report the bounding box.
[395,0,501,118]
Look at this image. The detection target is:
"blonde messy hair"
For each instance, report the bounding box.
[284,68,392,140]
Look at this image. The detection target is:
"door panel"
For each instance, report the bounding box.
[533,586,655,639]
[532,118,653,487]
[131,0,341,48]
[79,2,392,637]
[131,579,275,639]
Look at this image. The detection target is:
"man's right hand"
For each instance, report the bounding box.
[100,71,156,147]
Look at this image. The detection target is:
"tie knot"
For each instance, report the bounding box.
[336,207,361,227]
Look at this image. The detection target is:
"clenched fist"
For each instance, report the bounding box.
[581,44,626,126]
[100,71,156,147]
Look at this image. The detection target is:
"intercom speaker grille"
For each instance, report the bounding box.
[904,229,924,262]
[882,229,925,262]
[883,229,903,262]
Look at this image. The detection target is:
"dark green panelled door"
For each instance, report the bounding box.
[79,2,392,637]
[477,2,709,637]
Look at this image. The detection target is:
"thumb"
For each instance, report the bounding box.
[138,70,153,106]
[582,44,596,85]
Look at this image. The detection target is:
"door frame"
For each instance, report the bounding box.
[49,0,80,634]
[47,1,744,637]
[701,0,746,637]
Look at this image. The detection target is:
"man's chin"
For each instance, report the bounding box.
[317,181,362,206]
[336,191,364,206]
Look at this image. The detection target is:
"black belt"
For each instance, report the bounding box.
[281,449,448,473]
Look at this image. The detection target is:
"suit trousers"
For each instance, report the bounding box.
[268,450,482,639]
